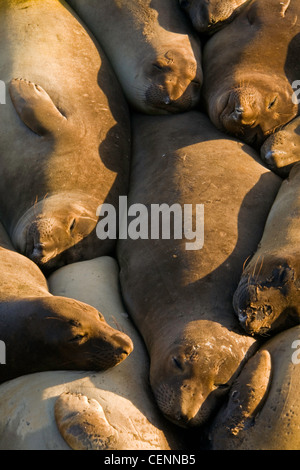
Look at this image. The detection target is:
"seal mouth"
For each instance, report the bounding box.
[145,86,194,114]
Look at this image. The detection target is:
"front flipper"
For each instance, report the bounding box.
[9,78,67,136]
[210,349,272,448]
[261,116,300,178]
[55,392,119,451]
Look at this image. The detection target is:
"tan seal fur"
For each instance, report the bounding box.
[0,223,133,384]
[210,325,300,450]
[179,0,250,34]
[0,257,185,450]
[117,111,282,428]
[0,0,130,273]
[233,162,300,337]
[66,0,203,114]
[202,0,300,147]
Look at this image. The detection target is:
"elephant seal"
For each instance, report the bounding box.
[0,257,186,450]
[66,0,203,114]
[0,222,133,384]
[233,162,300,337]
[117,111,282,428]
[202,0,300,147]
[209,325,300,450]
[0,0,130,273]
[261,116,300,178]
[179,0,250,34]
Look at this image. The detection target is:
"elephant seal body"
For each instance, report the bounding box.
[179,0,250,34]
[202,0,300,147]
[0,257,185,450]
[66,0,202,114]
[0,224,133,384]
[261,116,300,177]
[117,111,282,428]
[233,162,300,336]
[0,0,130,272]
[210,326,300,450]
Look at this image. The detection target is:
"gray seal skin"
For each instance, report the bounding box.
[117,111,282,428]
[0,257,185,451]
[209,325,300,450]
[261,116,300,178]
[0,0,130,273]
[66,0,203,114]
[233,162,300,337]
[202,0,300,148]
[179,0,250,34]
[0,223,133,385]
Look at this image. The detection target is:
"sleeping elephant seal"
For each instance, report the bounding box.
[66,0,203,114]
[0,223,133,385]
[233,162,300,337]
[261,116,300,178]
[0,0,130,273]
[117,111,282,428]
[209,325,300,450]
[0,257,185,450]
[202,0,300,148]
[179,0,250,34]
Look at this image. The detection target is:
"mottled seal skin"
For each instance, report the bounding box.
[233,162,300,337]
[210,325,300,450]
[261,116,300,178]
[0,257,185,451]
[66,0,203,114]
[0,223,133,385]
[179,0,250,34]
[202,0,300,148]
[117,111,282,428]
[0,0,130,273]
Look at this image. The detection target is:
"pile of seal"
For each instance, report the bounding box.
[0,0,299,451]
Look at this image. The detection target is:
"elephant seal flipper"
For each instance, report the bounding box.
[213,350,272,441]
[210,326,300,449]
[55,392,118,451]
[261,116,300,178]
[10,78,67,136]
